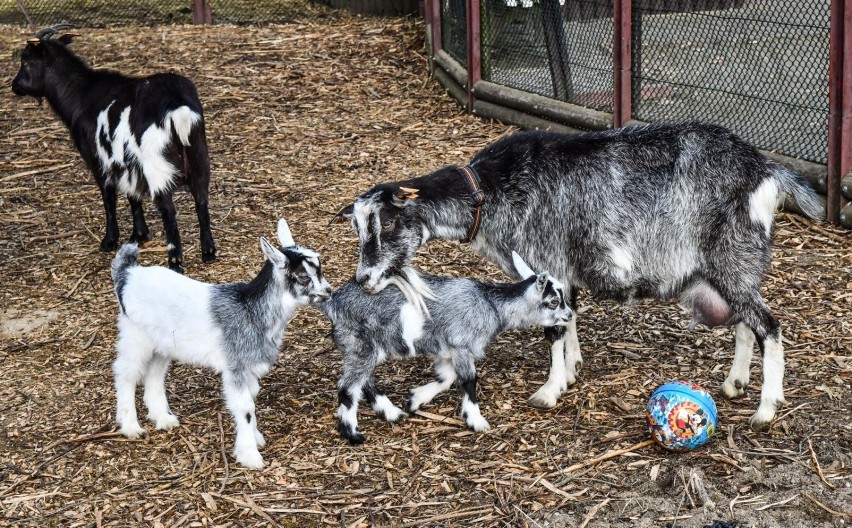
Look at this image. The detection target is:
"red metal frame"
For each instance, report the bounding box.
[839,0,852,216]
[827,0,847,224]
[429,0,443,55]
[613,0,632,126]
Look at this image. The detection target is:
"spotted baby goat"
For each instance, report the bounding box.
[336,123,825,430]
[12,25,216,272]
[320,253,573,444]
[111,219,331,468]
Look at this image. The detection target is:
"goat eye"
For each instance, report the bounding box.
[381,218,395,230]
[546,298,559,309]
[296,274,310,285]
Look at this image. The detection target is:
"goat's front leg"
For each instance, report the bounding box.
[154,193,184,273]
[529,326,569,408]
[99,183,120,251]
[222,374,263,469]
[455,357,490,432]
[364,376,406,424]
[407,354,457,412]
[247,376,265,448]
[127,195,150,244]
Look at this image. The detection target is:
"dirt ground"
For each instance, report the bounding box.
[1,11,851,528]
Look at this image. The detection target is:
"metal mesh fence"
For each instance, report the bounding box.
[441,0,468,66]
[480,0,614,113]
[0,1,325,26]
[632,0,829,164]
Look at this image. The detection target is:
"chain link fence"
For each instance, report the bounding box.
[439,0,829,163]
[632,0,829,164]
[0,1,325,26]
[479,0,614,113]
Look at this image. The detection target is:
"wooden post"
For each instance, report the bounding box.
[466,0,481,110]
[540,0,573,101]
[192,0,212,24]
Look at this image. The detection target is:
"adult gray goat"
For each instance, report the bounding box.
[334,122,824,430]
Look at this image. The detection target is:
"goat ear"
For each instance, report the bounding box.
[511,251,536,280]
[57,33,77,45]
[330,203,354,224]
[391,186,419,207]
[260,237,288,268]
[276,218,295,247]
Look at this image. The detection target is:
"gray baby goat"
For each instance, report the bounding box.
[320,253,573,444]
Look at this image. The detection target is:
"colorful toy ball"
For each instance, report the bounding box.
[646,380,717,451]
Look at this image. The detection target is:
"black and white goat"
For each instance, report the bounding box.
[12,25,216,272]
[335,123,825,430]
[320,253,573,444]
[111,219,330,468]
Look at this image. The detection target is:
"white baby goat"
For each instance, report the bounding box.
[110,219,331,468]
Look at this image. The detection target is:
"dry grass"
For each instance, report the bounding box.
[1,14,851,528]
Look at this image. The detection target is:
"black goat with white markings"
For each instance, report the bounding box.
[12,25,216,271]
[336,123,824,430]
[320,254,573,444]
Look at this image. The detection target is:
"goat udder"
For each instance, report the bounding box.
[689,288,734,328]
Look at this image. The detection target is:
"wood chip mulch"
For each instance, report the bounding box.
[0,12,850,528]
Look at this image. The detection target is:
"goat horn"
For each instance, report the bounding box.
[34,23,77,40]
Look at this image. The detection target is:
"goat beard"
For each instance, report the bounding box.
[386,266,437,319]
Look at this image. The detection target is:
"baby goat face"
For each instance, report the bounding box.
[513,251,573,329]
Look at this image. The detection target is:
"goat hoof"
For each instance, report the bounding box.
[721,379,747,400]
[202,249,217,263]
[119,423,146,439]
[100,237,119,251]
[235,448,264,469]
[151,414,180,431]
[404,395,420,414]
[128,232,150,244]
[168,263,185,275]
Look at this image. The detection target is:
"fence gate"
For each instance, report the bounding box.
[425,0,852,227]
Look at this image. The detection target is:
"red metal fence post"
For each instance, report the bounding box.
[466,0,481,111]
[827,0,845,224]
[838,0,852,216]
[613,0,632,127]
[192,0,212,24]
[430,0,443,55]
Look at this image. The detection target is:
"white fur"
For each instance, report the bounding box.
[512,251,536,280]
[372,394,406,423]
[399,302,425,355]
[461,396,490,432]
[112,219,324,468]
[721,322,754,399]
[94,103,202,199]
[528,337,567,408]
[608,245,633,284]
[408,358,457,411]
[751,332,785,428]
[749,179,780,236]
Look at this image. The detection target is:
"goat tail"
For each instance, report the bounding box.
[770,163,826,221]
[111,243,139,282]
[111,243,139,314]
[386,267,437,319]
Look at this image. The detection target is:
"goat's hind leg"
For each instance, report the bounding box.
[364,376,406,424]
[127,195,150,244]
[142,354,178,430]
[455,357,490,432]
[154,193,184,273]
[113,322,154,438]
[99,182,120,251]
[407,354,457,413]
[719,288,785,430]
[721,322,755,399]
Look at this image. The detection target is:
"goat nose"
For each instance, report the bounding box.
[356,274,369,287]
